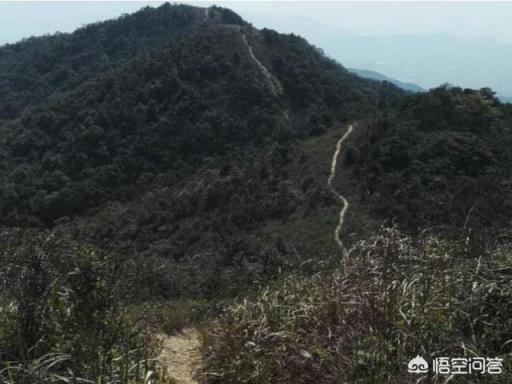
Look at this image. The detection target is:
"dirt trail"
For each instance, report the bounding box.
[328,124,354,265]
[240,33,283,97]
[158,328,203,384]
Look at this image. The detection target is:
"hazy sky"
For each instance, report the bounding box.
[1,2,511,46]
[205,2,512,45]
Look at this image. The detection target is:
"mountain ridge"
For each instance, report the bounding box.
[0,4,245,119]
[349,67,424,92]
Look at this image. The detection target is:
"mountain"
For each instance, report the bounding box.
[0,4,245,119]
[1,4,511,297]
[0,3,408,296]
[0,5,394,225]
[2,4,512,383]
[349,67,424,92]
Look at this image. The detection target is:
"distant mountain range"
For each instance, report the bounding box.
[349,67,512,103]
[349,67,424,92]
[320,33,512,100]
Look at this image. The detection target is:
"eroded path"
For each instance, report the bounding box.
[240,33,283,97]
[328,124,354,264]
[158,328,203,384]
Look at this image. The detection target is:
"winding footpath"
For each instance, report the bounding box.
[327,124,354,267]
[156,125,354,381]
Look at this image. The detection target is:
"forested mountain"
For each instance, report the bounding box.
[0,4,398,228]
[344,86,512,234]
[2,5,512,382]
[0,4,244,119]
[0,3,406,298]
[1,3,512,295]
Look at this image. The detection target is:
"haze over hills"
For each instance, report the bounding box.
[349,67,424,93]
[1,4,512,383]
[321,33,512,100]
[189,2,512,101]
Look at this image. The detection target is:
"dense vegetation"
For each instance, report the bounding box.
[345,86,512,233]
[0,229,170,383]
[0,3,401,301]
[1,3,512,383]
[0,4,244,119]
[204,227,512,383]
[0,15,392,227]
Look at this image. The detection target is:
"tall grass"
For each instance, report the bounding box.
[0,349,170,384]
[202,226,512,383]
[0,229,172,384]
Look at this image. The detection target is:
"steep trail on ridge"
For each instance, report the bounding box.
[328,124,354,267]
[240,32,283,97]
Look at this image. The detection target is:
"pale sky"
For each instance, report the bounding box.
[0,2,511,45]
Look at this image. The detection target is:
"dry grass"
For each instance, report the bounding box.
[202,226,512,383]
[0,349,171,384]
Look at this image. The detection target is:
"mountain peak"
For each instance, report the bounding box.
[0,3,247,119]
